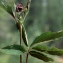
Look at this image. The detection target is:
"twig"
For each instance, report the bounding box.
[26,48,30,63]
[20,25,22,63]
[26,1,31,63]
[26,53,29,63]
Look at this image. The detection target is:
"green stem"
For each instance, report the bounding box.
[26,48,31,63]
[20,25,22,63]
[14,16,22,63]
[25,1,31,63]
[27,0,31,12]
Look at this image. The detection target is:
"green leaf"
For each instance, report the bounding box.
[0,0,6,10]
[32,45,49,52]
[30,50,53,62]
[22,24,28,46]
[32,44,63,56]
[15,22,28,46]
[9,0,16,17]
[0,45,26,55]
[0,0,15,18]
[47,47,63,55]
[30,31,63,46]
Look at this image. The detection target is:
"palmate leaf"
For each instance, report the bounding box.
[22,24,28,46]
[0,0,15,18]
[32,44,63,56]
[0,45,26,55]
[29,50,53,62]
[30,31,63,46]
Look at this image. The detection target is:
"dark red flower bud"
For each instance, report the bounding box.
[16,3,23,12]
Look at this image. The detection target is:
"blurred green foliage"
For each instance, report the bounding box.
[0,0,63,63]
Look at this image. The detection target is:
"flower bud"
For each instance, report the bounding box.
[16,3,23,12]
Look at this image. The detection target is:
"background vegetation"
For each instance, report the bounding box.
[0,0,63,63]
